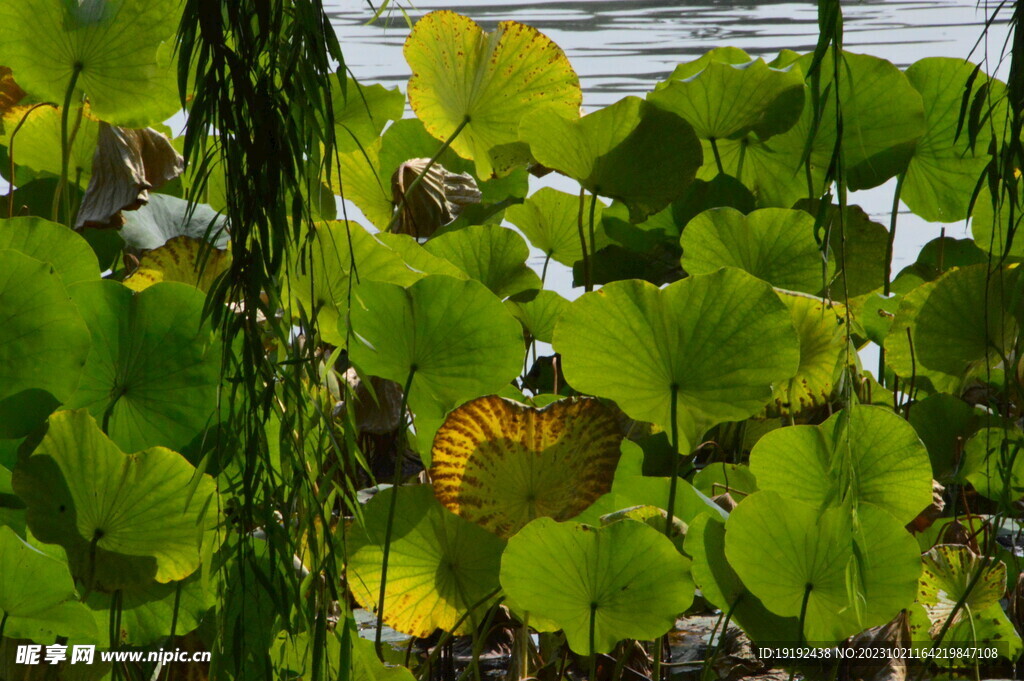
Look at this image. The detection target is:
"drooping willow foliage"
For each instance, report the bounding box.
[175,2,352,677]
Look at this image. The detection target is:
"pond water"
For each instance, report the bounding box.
[325,0,1012,369]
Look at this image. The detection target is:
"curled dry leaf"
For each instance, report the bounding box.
[390,157,481,238]
[907,479,946,533]
[76,122,184,229]
[845,611,911,681]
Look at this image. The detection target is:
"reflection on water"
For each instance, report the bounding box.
[325,0,1010,107]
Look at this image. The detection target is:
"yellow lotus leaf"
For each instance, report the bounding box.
[431,396,623,537]
[124,236,230,293]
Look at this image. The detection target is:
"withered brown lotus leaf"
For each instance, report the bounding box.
[0,66,26,132]
[390,157,481,238]
[76,123,183,230]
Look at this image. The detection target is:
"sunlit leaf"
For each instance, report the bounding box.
[431,396,623,537]
[500,517,693,654]
[405,11,582,178]
[123,236,230,293]
[423,225,540,298]
[348,485,504,637]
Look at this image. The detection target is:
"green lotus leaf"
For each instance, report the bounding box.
[0,525,98,642]
[123,236,230,293]
[0,249,91,436]
[891,237,988,294]
[750,406,932,524]
[0,105,99,188]
[692,463,758,499]
[333,77,406,153]
[917,545,1006,637]
[85,572,212,646]
[971,182,1024,258]
[65,280,220,452]
[680,207,827,293]
[685,514,800,644]
[572,441,727,527]
[885,264,1020,394]
[422,225,541,298]
[903,58,1006,223]
[763,292,848,418]
[505,289,569,344]
[726,492,920,643]
[909,394,985,482]
[431,396,623,537]
[375,232,468,280]
[288,220,419,346]
[500,517,693,654]
[505,187,609,267]
[0,0,181,127]
[0,217,99,286]
[348,485,504,637]
[648,56,805,140]
[553,268,799,454]
[121,194,229,251]
[521,97,702,222]
[405,11,581,178]
[792,200,890,299]
[794,50,925,190]
[13,409,217,590]
[961,428,1024,505]
[272,625,416,681]
[348,275,524,421]
[664,47,755,80]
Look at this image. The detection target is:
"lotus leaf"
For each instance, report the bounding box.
[692,463,758,500]
[423,225,541,298]
[0,0,181,127]
[347,485,504,637]
[0,217,99,286]
[917,545,1006,637]
[750,406,932,524]
[290,220,419,346]
[0,525,97,642]
[375,232,468,279]
[685,514,800,644]
[909,394,984,481]
[85,572,212,646]
[0,105,99,188]
[431,396,622,537]
[794,50,925,190]
[903,58,1006,222]
[121,194,229,251]
[0,249,91,437]
[648,55,805,141]
[405,11,581,178]
[333,77,406,153]
[505,290,569,344]
[123,236,230,293]
[726,491,920,643]
[972,182,1024,258]
[764,292,848,418]
[680,207,827,293]
[520,96,702,222]
[943,602,1023,660]
[961,428,1024,504]
[553,268,800,454]
[506,187,608,267]
[349,275,524,422]
[885,264,1020,394]
[13,409,217,590]
[65,280,220,452]
[500,517,693,654]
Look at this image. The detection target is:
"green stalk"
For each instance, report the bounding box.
[374,366,417,658]
[664,384,682,534]
[735,138,748,178]
[878,172,905,384]
[519,613,531,680]
[0,611,7,641]
[709,138,725,175]
[385,116,469,234]
[587,191,598,289]
[788,583,813,681]
[577,187,592,292]
[53,64,83,225]
[701,595,741,681]
[588,603,598,681]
